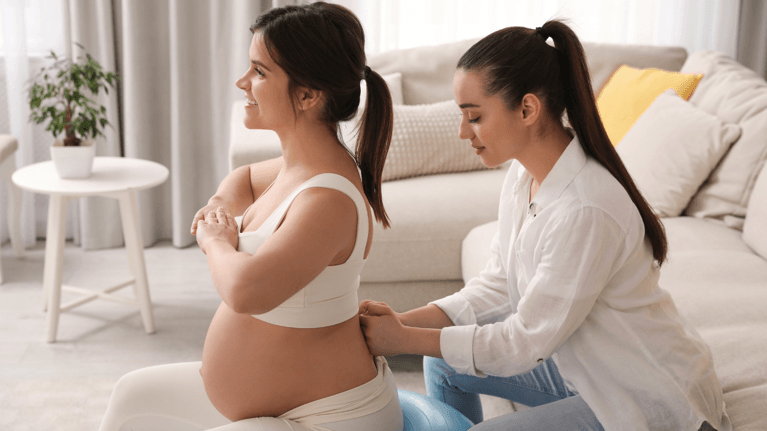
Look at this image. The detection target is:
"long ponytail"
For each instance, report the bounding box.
[458,20,667,265]
[356,68,393,228]
[542,21,667,265]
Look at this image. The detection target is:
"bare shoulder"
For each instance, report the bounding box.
[288,186,358,228]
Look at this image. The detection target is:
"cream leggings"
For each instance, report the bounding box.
[99,356,403,431]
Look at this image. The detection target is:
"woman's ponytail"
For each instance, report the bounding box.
[541,21,667,265]
[356,67,393,228]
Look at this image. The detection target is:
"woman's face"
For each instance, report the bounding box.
[453,69,530,168]
[236,34,295,131]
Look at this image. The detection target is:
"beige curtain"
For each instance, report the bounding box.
[737,0,767,79]
[64,0,123,249]
[60,0,272,249]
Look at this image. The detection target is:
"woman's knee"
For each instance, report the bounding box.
[423,356,457,381]
[105,363,205,422]
[110,367,156,406]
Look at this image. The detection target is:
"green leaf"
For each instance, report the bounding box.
[99,118,108,128]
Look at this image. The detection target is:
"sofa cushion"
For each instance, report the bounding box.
[584,43,689,95]
[368,39,479,105]
[461,220,498,284]
[383,100,488,182]
[743,159,767,260]
[597,66,703,146]
[616,90,741,217]
[659,248,767,431]
[368,40,688,105]
[361,168,506,282]
[680,51,767,228]
[662,217,754,255]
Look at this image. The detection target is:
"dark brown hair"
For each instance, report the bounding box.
[457,20,667,265]
[250,2,393,228]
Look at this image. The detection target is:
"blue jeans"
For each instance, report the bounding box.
[424,356,604,431]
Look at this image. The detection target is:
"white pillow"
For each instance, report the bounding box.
[382,100,488,182]
[616,89,742,217]
[340,72,403,149]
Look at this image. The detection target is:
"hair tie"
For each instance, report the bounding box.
[364,65,372,79]
[535,26,546,37]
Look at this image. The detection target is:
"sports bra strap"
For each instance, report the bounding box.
[260,173,369,261]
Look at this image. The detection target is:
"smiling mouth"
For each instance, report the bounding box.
[246,98,258,106]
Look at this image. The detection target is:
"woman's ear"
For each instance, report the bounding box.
[520,93,542,125]
[295,86,323,111]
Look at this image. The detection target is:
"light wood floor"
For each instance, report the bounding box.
[0,240,516,430]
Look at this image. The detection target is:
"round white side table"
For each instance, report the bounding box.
[12,157,169,342]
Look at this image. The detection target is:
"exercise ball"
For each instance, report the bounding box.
[398,389,474,431]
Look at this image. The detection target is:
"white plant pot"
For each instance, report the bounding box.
[50,139,95,179]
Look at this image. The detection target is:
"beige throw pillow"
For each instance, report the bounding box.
[679,51,767,227]
[616,89,742,217]
[382,100,488,182]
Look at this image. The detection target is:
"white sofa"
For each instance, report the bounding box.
[229,40,767,429]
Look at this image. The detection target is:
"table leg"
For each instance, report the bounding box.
[8,179,25,258]
[43,195,69,343]
[118,190,155,334]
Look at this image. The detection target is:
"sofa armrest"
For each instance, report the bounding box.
[744,159,767,260]
[229,100,282,171]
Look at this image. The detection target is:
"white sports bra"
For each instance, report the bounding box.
[234,173,368,329]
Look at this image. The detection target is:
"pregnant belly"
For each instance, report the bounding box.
[201,301,377,421]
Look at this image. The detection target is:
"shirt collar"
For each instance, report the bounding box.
[522,130,587,212]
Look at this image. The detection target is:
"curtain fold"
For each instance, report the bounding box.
[120,0,269,248]
[337,0,741,58]
[66,0,123,250]
[737,0,767,79]
[0,0,36,249]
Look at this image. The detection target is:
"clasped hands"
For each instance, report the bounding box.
[359,300,409,356]
[192,205,239,254]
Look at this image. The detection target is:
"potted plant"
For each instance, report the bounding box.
[27,44,118,179]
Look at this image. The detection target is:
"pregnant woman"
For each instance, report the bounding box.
[99,3,403,430]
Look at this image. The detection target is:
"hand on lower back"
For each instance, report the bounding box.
[359,301,407,356]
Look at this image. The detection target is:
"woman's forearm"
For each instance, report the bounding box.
[204,239,250,310]
[399,304,455,329]
[208,166,255,216]
[402,327,443,358]
[208,156,284,216]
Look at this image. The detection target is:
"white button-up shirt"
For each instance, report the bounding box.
[431,135,730,431]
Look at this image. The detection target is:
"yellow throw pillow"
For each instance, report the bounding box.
[596,65,703,146]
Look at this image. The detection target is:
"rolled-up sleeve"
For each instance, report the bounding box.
[430,230,512,327]
[441,207,626,378]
